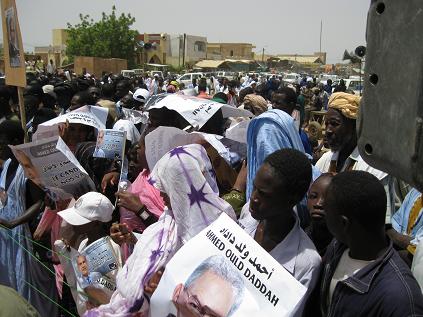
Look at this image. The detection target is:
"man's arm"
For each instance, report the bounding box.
[0,180,45,229]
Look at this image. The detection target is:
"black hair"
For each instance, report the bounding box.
[239,87,254,103]
[73,90,95,106]
[101,83,116,99]
[271,87,297,115]
[264,148,312,205]
[213,92,228,103]
[0,120,24,143]
[32,108,57,133]
[198,78,207,92]
[325,171,386,231]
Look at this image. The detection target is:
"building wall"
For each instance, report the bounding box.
[52,29,68,47]
[207,43,254,60]
[137,33,207,68]
[74,56,127,76]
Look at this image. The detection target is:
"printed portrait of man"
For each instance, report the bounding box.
[76,255,102,289]
[171,255,245,317]
[93,130,106,158]
[5,7,21,68]
[13,148,43,187]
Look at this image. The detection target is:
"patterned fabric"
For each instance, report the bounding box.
[86,144,236,317]
[0,160,57,316]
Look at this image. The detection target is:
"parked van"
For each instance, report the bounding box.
[177,72,205,86]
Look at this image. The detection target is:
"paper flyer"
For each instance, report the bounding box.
[151,213,306,317]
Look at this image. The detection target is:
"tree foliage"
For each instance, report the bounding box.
[66,6,139,67]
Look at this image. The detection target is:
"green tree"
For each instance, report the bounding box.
[66,6,139,67]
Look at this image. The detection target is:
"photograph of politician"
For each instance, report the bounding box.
[171,255,245,317]
[5,6,21,68]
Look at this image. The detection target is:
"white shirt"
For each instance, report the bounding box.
[316,147,395,223]
[329,249,373,305]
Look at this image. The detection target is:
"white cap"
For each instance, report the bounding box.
[58,192,114,225]
[133,88,150,103]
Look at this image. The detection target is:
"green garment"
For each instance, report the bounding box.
[223,190,246,217]
[0,286,41,317]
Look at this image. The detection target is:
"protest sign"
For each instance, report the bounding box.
[225,120,250,144]
[93,129,126,160]
[1,0,26,87]
[10,136,95,200]
[147,94,253,129]
[72,236,121,304]
[31,124,60,141]
[40,105,108,130]
[120,108,148,125]
[151,213,306,317]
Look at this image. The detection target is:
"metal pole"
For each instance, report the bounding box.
[262,47,264,62]
[182,33,186,68]
[319,20,323,55]
[359,59,362,96]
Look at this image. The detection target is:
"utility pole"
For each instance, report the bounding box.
[319,20,323,55]
[182,33,186,68]
[262,47,265,62]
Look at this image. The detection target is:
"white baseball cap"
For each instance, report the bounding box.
[58,192,114,226]
[133,88,150,103]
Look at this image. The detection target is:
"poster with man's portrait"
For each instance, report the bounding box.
[1,0,26,87]
[5,6,20,67]
[150,214,307,317]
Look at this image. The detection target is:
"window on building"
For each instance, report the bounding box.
[194,41,206,52]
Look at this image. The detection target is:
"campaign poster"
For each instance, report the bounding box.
[1,0,26,87]
[10,136,95,200]
[93,129,126,160]
[147,94,253,129]
[72,236,121,306]
[40,105,109,131]
[150,213,306,317]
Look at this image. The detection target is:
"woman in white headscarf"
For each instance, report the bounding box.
[86,144,236,317]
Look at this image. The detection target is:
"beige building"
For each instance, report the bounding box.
[206,43,254,60]
[34,29,69,67]
[137,33,207,68]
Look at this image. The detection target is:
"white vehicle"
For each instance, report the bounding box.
[177,72,205,87]
[121,70,135,78]
[216,71,236,80]
[344,78,363,95]
[132,69,144,76]
[151,70,164,78]
[319,74,339,85]
[283,73,300,84]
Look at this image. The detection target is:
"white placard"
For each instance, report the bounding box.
[151,213,306,317]
[40,105,108,130]
[148,94,253,129]
[10,136,95,200]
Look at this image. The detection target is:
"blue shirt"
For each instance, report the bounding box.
[392,188,423,246]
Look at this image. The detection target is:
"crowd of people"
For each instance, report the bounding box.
[0,65,422,317]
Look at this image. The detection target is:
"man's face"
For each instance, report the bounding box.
[88,87,100,101]
[173,271,234,317]
[324,191,348,245]
[70,95,83,111]
[77,256,89,277]
[115,83,129,99]
[249,163,286,221]
[324,108,354,152]
[307,176,332,224]
[96,131,104,146]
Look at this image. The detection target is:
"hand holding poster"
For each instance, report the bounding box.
[151,213,306,317]
[93,129,126,160]
[10,136,95,200]
[72,236,122,307]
